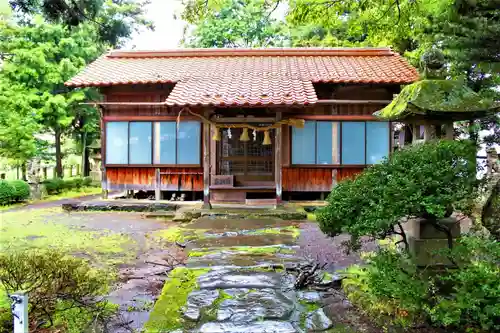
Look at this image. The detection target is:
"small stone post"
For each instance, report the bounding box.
[27,158,42,200]
[10,292,28,333]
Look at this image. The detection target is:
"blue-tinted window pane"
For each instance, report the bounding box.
[158,122,176,164]
[317,122,340,164]
[129,122,152,164]
[177,121,200,164]
[292,121,316,164]
[342,122,366,165]
[316,122,332,164]
[366,122,390,164]
[106,122,128,164]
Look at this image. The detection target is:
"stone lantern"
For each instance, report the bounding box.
[88,140,102,183]
[376,79,499,143]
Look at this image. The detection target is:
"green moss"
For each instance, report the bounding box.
[144,267,210,332]
[247,225,300,239]
[152,226,208,244]
[188,245,295,258]
[299,299,321,327]
[200,290,232,322]
[0,208,138,267]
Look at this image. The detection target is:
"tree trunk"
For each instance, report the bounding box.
[55,129,63,178]
[81,131,87,176]
[21,163,27,181]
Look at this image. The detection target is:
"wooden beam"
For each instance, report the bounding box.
[214,117,276,123]
[155,168,161,201]
[299,115,379,121]
[315,99,392,105]
[275,112,283,205]
[203,110,212,209]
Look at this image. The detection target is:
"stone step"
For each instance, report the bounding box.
[196,269,294,290]
[196,321,298,333]
[191,234,297,249]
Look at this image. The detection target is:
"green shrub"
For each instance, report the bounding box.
[82,176,93,186]
[344,236,500,332]
[43,177,65,194]
[0,249,116,332]
[318,140,478,250]
[0,181,15,205]
[9,180,30,202]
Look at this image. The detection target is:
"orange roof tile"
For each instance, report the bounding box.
[66,47,419,106]
[166,77,318,106]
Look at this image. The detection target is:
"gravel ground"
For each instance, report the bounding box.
[297,222,378,271]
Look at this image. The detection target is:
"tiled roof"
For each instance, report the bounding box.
[66,48,419,106]
[166,77,318,106]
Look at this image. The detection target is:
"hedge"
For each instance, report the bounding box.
[0,180,30,205]
[42,177,93,195]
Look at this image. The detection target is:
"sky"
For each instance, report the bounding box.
[126,0,188,50]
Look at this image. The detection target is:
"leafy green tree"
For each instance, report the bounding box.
[317,140,478,251]
[0,19,102,177]
[182,0,288,47]
[8,0,153,46]
[286,0,499,145]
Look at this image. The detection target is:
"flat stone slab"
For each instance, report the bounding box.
[62,200,178,212]
[217,288,295,322]
[193,234,297,248]
[187,217,300,231]
[197,270,285,290]
[197,321,298,333]
[184,289,220,321]
[305,308,333,332]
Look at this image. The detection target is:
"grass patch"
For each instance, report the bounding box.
[144,267,210,332]
[0,208,138,267]
[188,245,295,258]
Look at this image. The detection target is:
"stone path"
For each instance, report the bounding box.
[145,217,336,333]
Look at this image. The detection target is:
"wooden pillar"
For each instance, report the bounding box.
[102,167,108,199]
[155,168,161,201]
[203,110,211,209]
[275,111,283,205]
[444,122,454,140]
[42,167,47,180]
[99,106,108,199]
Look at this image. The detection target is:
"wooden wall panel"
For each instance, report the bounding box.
[282,168,333,192]
[106,167,203,191]
[337,168,364,182]
[282,167,365,192]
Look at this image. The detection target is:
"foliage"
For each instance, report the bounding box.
[344,236,500,331]
[8,0,153,46]
[182,0,288,48]
[42,176,93,194]
[285,0,499,145]
[0,249,116,331]
[317,140,477,250]
[9,179,30,201]
[0,19,103,176]
[377,80,499,120]
[0,180,29,205]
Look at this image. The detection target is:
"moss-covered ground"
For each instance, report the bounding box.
[143,267,210,332]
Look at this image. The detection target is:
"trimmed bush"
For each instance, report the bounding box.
[43,178,65,194]
[318,140,478,251]
[43,177,97,195]
[9,180,30,202]
[82,176,93,186]
[0,180,30,205]
[0,181,15,205]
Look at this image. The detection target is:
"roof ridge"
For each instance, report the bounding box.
[107,47,395,58]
